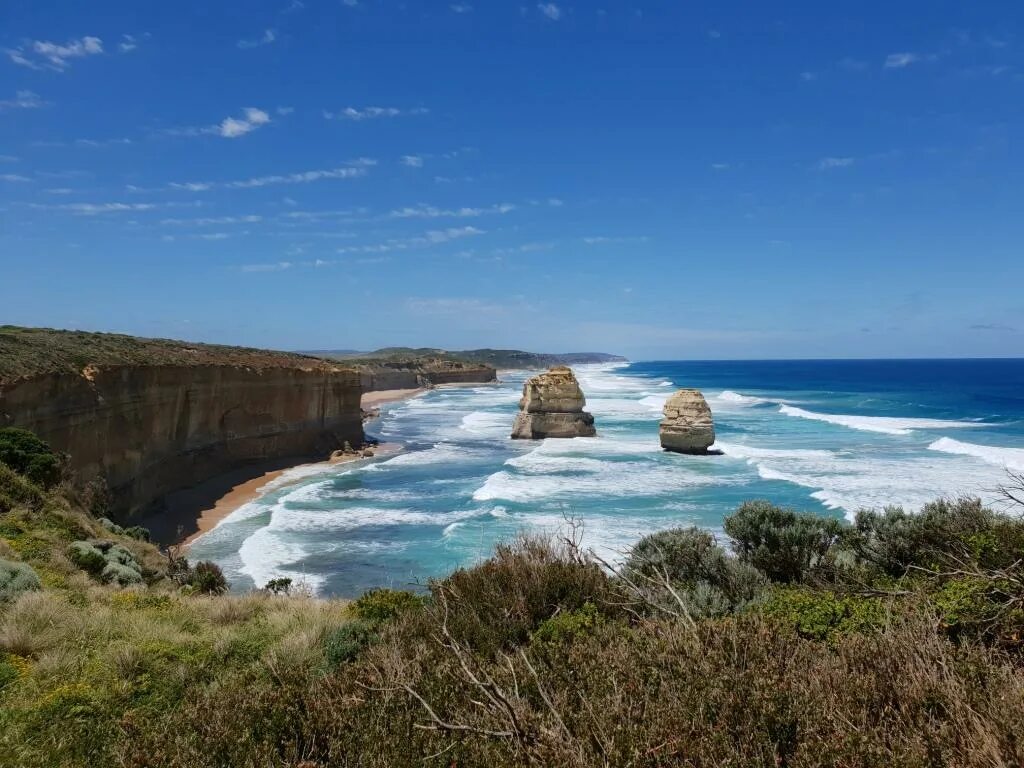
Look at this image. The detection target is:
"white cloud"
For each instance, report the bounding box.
[118,35,139,52]
[238,29,277,49]
[0,90,48,111]
[800,71,817,82]
[167,107,274,139]
[582,235,650,244]
[387,203,515,219]
[406,297,511,316]
[171,163,369,191]
[341,0,358,5]
[242,261,293,273]
[401,155,425,167]
[336,226,485,255]
[8,36,104,71]
[161,215,263,226]
[711,162,731,170]
[537,3,562,20]
[816,156,855,170]
[707,29,721,39]
[884,52,920,69]
[450,3,473,12]
[1,174,31,182]
[324,106,430,121]
[0,155,18,163]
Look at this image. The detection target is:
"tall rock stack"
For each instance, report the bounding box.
[511,366,597,439]
[659,389,715,454]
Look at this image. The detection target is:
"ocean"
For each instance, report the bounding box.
[188,359,1024,597]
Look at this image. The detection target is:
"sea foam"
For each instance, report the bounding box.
[778,404,983,435]
[928,437,1024,472]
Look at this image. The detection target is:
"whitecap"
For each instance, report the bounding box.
[928,437,1024,472]
[778,404,984,436]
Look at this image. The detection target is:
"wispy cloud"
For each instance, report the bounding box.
[336,226,485,255]
[31,201,202,215]
[238,29,277,49]
[537,3,562,21]
[0,90,49,111]
[1,174,31,183]
[7,36,104,71]
[816,156,855,170]
[450,3,473,12]
[118,34,140,53]
[171,162,370,192]
[401,155,425,168]
[33,136,132,148]
[582,235,650,245]
[324,106,429,121]
[242,261,293,273]
[0,155,18,163]
[969,323,1016,332]
[884,52,922,68]
[406,297,515,316]
[160,215,263,226]
[387,203,515,219]
[165,107,274,139]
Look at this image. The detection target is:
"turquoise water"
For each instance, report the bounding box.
[188,360,1024,597]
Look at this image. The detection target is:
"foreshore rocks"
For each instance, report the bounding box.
[659,389,715,454]
[511,366,596,439]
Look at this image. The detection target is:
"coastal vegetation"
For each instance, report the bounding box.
[2,429,1024,766]
[310,346,627,369]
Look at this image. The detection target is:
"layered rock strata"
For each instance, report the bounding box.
[511,366,596,439]
[0,364,364,519]
[659,389,715,454]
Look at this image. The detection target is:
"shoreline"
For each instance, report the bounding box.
[176,384,493,549]
[179,442,401,549]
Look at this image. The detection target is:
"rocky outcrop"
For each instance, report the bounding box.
[511,366,596,439]
[0,364,364,519]
[659,389,715,454]
[358,362,497,392]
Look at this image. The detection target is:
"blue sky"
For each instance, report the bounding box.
[1,1,1022,359]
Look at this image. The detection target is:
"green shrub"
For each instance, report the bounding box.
[0,462,43,513]
[622,527,767,617]
[353,588,424,622]
[0,557,42,602]
[0,427,62,487]
[761,587,888,641]
[188,561,228,595]
[105,544,141,571]
[102,561,143,586]
[324,620,376,668]
[724,500,848,583]
[852,498,1024,576]
[68,541,106,576]
[532,601,602,644]
[264,577,293,595]
[430,535,616,655]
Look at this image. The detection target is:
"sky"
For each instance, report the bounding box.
[1,1,1022,360]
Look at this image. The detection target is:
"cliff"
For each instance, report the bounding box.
[353,358,497,391]
[309,347,627,371]
[0,327,363,519]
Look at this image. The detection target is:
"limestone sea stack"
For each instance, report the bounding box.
[511,366,596,439]
[659,389,715,454]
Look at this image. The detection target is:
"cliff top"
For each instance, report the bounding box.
[308,347,627,369]
[0,326,348,383]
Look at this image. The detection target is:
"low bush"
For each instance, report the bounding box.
[0,428,62,488]
[852,497,1024,576]
[67,541,106,576]
[428,534,616,655]
[0,558,41,603]
[532,601,602,644]
[0,463,43,514]
[324,620,376,668]
[761,587,889,640]
[724,499,848,582]
[623,526,767,617]
[188,561,228,595]
[353,588,424,622]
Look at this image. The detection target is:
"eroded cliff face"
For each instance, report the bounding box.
[0,364,363,519]
[359,363,497,391]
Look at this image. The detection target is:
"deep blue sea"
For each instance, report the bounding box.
[189,359,1024,597]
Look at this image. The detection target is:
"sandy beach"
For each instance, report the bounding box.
[176,388,441,548]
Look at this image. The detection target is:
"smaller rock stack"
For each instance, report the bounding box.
[659,389,715,454]
[511,366,597,439]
